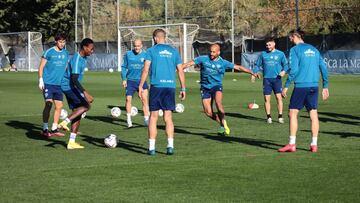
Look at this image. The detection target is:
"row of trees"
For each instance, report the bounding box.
[0,0,359,42]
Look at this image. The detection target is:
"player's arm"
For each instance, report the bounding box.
[319,55,329,100]
[177,64,186,100]
[139,60,150,100]
[279,53,289,77]
[251,55,263,81]
[181,60,195,70]
[70,74,93,103]
[282,49,299,98]
[121,54,128,88]
[234,64,260,78]
[38,58,47,90]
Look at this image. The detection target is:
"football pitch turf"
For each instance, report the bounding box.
[0,72,359,202]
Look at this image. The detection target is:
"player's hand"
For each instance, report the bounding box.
[84,91,94,103]
[38,78,44,90]
[282,88,288,98]
[179,90,186,100]
[322,88,329,100]
[250,75,256,82]
[279,71,286,77]
[138,86,144,100]
[122,80,127,88]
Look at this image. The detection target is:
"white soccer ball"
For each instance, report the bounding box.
[111,107,121,118]
[60,109,68,120]
[130,106,138,116]
[175,103,185,113]
[109,68,114,73]
[104,134,117,148]
[158,109,163,117]
[84,67,89,72]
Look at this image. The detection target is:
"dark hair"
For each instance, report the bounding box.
[153,29,166,38]
[55,33,67,41]
[80,38,94,49]
[289,28,305,39]
[265,37,275,43]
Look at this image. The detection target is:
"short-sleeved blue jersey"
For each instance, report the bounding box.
[253,49,288,79]
[285,43,328,88]
[194,55,234,89]
[42,47,69,85]
[145,44,182,88]
[61,52,87,91]
[121,50,147,81]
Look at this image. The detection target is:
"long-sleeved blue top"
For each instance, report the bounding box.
[285,43,328,88]
[253,49,288,78]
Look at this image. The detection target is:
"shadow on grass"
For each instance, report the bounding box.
[318,111,360,121]
[157,125,285,151]
[226,112,264,122]
[300,115,360,126]
[5,120,67,148]
[86,115,146,128]
[301,130,360,138]
[80,134,149,154]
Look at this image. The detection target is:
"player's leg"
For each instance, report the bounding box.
[306,87,319,152]
[147,86,159,155]
[141,88,150,126]
[263,79,273,123]
[42,100,53,137]
[125,95,133,127]
[163,110,174,155]
[67,115,84,149]
[49,100,65,136]
[274,77,284,123]
[214,90,230,135]
[202,98,219,122]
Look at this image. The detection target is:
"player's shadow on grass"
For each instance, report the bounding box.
[318,111,360,121]
[300,115,360,126]
[225,112,264,122]
[80,134,150,154]
[301,130,360,138]
[86,115,138,128]
[5,120,67,148]
[158,125,284,150]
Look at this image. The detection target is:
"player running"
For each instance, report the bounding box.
[58,38,95,149]
[278,29,329,153]
[139,29,186,156]
[183,44,259,136]
[253,37,289,124]
[121,39,149,128]
[38,33,69,137]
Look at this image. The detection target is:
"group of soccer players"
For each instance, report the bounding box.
[39,28,329,154]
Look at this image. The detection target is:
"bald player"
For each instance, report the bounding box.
[121,39,149,127]
[183,44,259,136]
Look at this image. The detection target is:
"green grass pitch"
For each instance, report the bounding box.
[0,72,359,202]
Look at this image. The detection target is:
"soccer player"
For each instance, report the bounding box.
[58,38,95,149]
[138,29,186,156]
[121,39,149,128]
[38,33,69,137]
[278,29,329,153]
[183,44,259,136]
[253,37,288,124]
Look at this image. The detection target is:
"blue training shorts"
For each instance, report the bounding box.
[289,87,318,111]
[63,88,89,110]
[200,85,223,99]
[149,86,175,111]
[126,80,148,96]
[43,84,63,101]
[263,77,282,95]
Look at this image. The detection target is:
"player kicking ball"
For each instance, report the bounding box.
[58,38,94,149]
[38,33,69,137]
[121,39,150,127]
[278,29,329,153]
[182,44,259,136]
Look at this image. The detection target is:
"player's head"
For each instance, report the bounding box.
[153,29,166,44]
[265,37,275,52]
[209,44,221,60]
[133,39,143,54]
[80,38,94,56]
[289,28,305,44]
[55,33,67,50]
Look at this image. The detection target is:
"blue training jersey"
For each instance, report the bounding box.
[121,50,147,81]
[42,47,69,85]
[194,55,234,89]
[145,44,182,88]
[285,43,329,88]
[61,52,88,91]
[254,49,288,78]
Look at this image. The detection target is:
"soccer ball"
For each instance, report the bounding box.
[84,67,89,72]
[81,112,86,118]
[130,106,138,116]
[175,103,185,113]
[109,68,114,73]
[104,134,117,148]
[158,109,164,117]
[60,109,68,120]
[111,107,121,118]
